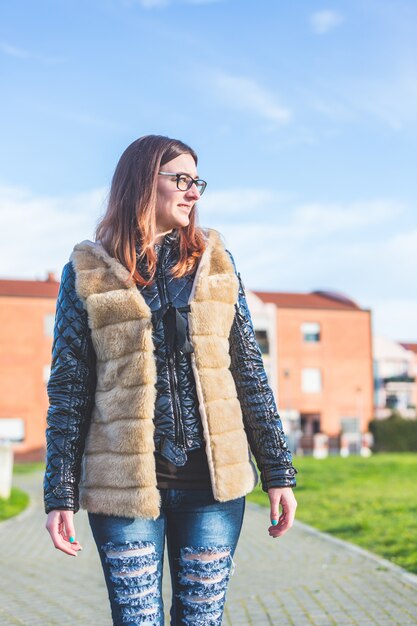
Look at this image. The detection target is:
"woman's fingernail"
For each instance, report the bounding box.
[69,536,75,543]
[271,520,278,526]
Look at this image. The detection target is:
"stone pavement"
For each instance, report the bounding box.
[1,470,417,626]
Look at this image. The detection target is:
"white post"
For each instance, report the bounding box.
[313,433,329,459]
[0,440,14,500]
[340,434,350,457]
[360,432,373,457]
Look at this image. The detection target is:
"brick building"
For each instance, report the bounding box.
[0,275,59,460]
[251,290,374,454]
[0,274,374,459]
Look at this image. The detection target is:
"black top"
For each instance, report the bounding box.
[155,447,212,490]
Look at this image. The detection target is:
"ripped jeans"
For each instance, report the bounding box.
[88,488,245,626]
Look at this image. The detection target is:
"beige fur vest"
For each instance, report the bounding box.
[70,228,257,519]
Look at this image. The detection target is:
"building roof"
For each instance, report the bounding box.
[400,342,417,354]
[254,289,362,311]
[0,274,59,298]
[0,275,365,312]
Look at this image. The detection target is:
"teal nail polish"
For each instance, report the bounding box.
[271,520,278,526]
[69,536,75,543]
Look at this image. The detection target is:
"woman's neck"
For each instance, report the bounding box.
[153,228,175,245]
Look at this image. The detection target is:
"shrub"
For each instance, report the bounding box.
[369,412,417,452]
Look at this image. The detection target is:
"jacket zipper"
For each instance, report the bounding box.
[156,239,186,449]
[169,353,185,447]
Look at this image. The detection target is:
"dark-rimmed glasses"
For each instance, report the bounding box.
[158,171,207,196]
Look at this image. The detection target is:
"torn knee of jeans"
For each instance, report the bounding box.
[102,540,158,579]
[181,612,223,625]
[179,546,234,624]
[180,546,235,578]
[181,546,231,569]
[101,540,160,619]
[102,540,156,566]
[182,548,230,562]
[120,604,159,625]
[182,571,226,584]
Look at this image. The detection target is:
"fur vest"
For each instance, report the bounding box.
[70,228,257,519]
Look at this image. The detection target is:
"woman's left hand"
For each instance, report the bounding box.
[267,487,297,538]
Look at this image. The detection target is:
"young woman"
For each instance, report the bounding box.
[44,134,298,626]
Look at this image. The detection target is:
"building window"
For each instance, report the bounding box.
[255,329,269,355]
[301,368,322,393]
[340,417,360,434]
[44,313,55,337]
[301,322,321,342]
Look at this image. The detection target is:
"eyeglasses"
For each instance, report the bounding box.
[158,171,207,196]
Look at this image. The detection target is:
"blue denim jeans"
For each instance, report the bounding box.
[88,488,245,626]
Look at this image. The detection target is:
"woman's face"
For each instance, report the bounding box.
[155,153,200,235]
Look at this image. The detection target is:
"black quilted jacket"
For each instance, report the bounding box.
[44,231,297,513]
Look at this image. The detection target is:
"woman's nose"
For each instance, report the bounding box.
[185,184,200,200]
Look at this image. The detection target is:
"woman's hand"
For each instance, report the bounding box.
[267,487,297,538]
[45,510,83,556]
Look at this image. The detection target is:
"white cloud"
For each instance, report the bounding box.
[0,42,30,58]
[346,67,417,130]
[0,41,64,64]
[203,195,415,339]
[0,183,108,279]
[1,182,414,339]
[339,76,415,130]
[212,198,402,280]
[200,188,290,218]
[208,71,292,125]
[290,199,403,236]
[310,10,344,35]
[306,60,417,130]
[201,192,402,233]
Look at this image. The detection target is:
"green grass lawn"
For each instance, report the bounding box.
[0,487,30,522]
[13,461,45,475]
[0,461,44,521]
[247,452,417,574]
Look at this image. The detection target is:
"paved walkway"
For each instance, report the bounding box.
[1,470,417,625]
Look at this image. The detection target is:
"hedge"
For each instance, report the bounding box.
[369,412,417,452]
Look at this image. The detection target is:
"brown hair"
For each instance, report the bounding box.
[95,135,207,286]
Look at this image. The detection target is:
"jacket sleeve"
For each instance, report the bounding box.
[43,261,97,514]
[227,250,298,492]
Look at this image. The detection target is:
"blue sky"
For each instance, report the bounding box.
[1,0,416,340]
